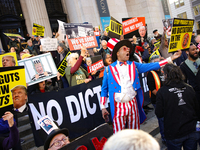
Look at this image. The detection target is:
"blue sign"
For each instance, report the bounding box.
[100,17,110,32]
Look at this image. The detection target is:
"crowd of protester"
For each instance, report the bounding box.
[1,25,200,150]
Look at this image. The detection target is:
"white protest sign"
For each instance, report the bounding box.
[57,20,66,41]
[40,38,58,51]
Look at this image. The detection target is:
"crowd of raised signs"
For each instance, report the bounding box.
[1,23,200,150]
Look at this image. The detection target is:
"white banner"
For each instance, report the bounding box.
[40,38,58,51]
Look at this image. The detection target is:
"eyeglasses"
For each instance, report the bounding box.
[50,137,69,148]
[121,46,130,51]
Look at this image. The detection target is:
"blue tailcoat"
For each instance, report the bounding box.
[101,60,160,124]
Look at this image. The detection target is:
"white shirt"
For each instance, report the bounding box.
[14,104,27,113]
[114,61,137,102]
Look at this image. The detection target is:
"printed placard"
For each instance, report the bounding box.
[37,116,58,134]
[168,18,194,53]
[32,23,45,37]
[122,17,145,35]
[0,52,18,67]
[64,23,98,51]
[40,38,58,51]
[18,53,57,86]
[108,17,122,39]
[0,66,26,116]
[57,51,71,76]
[87,59,104,73]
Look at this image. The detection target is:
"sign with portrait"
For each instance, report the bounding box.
[168,18,194,53]
[32,23,45,37]
[0,52,18,67]
[64,23,98,51]
[0,66,26,116]
[18,53,57,86]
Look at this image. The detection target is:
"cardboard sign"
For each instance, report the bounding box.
[0,66,26,116]
[38,116,58,134]
[122,17,145,35]
[40,38,58,51]
[108,17,122,39]
[57,20,67,41]
[0,52,18,67]
[60,123,112,150]
[32,23,45,36]
[18,53,57,86]
[122,18,147,40]
[163,19,173,38]
[64,23,98,51]
[57,51,71,76]
[87,55,104,73]
[168,18,194,53]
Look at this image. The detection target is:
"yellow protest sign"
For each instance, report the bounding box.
[154,41,161,51]
[0,66,26,109]
[32,23,45,36]
[168,18,194,53]
[4,33,22,38]
[148,50,160,62]
[0,52,18,67]
[57,52,71,76]
[108,16,122,39]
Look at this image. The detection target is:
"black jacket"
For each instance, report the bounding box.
[155,81,199,140]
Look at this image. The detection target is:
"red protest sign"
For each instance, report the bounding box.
[122,17,145,35]
[87,59,104,73]
[67,36,98,51]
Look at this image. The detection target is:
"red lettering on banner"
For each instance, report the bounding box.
[76,145,87,150]
[87,60,104,73]
[91,137,107,150]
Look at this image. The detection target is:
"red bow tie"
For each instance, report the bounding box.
[119,61,127,66]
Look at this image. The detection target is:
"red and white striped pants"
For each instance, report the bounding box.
[112,97,140,134]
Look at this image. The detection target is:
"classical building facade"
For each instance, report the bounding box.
[0,0,168,51]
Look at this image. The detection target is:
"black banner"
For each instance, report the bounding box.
[96,0,110,17]
[28,78,108,147]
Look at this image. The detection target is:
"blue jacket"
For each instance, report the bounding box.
[101,60,160,124]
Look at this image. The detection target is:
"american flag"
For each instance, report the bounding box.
[197,42,200,49]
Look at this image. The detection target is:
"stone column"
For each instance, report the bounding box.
[25,0,52,37]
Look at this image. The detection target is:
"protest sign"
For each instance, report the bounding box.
[154,41,161,50]
[108,17,122,39]
[168,18,194,53]
[32,23,45,37]
[0,52,18,67]
[122,17,147,40]
[57,51,71,76]
[87,56,104,73]
[57,20,66,41]
[27,78,110,147]
[40,38,58,51]
[3,33,25,40]
[122,17,145,35]
[163,18,173,38]
[0,66,26,116]
[18,53,57,86]
[38,116,58,134]
[64,23,98,50]
[60,123,112,150]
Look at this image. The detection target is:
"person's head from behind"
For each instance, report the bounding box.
[44,128,70,150]
[150,55,160,63]
[27,40,33,47]
[186,43,199,61]
[33,60,44,74]
[101,40,107,50]
[138,26,146,38]
[66,53,79,67]
[11,85,27,109]
[163,63,185,85]
[103,129,160,150]
[103,53,112,66]
[2,55,15,67]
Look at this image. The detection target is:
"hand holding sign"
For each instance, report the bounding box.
[171,49,182,61]
[81,46,87,57]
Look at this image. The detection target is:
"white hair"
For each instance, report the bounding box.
[66,53,79,67]
[101,40,107,45]
[103,129,160,150]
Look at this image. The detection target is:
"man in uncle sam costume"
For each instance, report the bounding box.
[100,40,182,133]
